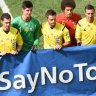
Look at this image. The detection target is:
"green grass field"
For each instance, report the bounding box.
[5,0,96,22]
[3,0,96,48]
[4,0,61,22]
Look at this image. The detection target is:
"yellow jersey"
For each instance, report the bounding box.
[0,27,23,53]
[42,22,70,49]
[75,17,96,45]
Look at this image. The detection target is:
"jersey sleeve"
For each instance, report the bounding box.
[11,17,19,30]
[56,15,62,24]
[16,31,23,46]
[75,23,82,39]
[63,27,71,42]
[33,20,40,45]
[41,22,45,34]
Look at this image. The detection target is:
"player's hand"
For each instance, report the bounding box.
[0,51,6,56]
[54,44,62,50]
[31,45,37,51]
[10,50,18,55]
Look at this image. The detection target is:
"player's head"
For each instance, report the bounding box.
[1,13,11,31]
[22,0,33,9]
[61,0,76,17]
[45,9,56,29]
[22,1,33,19]
[85,4,95,23]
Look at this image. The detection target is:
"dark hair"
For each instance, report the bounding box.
[1,13,11,21]
[61,0,76,11]
[85,4,95,11]
[45,9,56,18]
[22,0,33,9]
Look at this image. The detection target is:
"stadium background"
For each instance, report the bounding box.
[0,0,96,48]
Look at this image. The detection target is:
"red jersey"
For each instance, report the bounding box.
[56,13,82,46]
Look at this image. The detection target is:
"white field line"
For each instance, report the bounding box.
[0,0,13,20]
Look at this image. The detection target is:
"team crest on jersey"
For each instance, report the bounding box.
[24,27,29,32]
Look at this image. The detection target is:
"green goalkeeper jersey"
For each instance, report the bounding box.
[12,16,40,51]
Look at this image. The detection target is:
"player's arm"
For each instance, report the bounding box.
[33,21,40,46]
[11,18,19,29]
[76,38,81,46]
[16,31,23,52]
[10,31,23,55]
[62,41,71,47]
[0,51,6,56]
[63,27,71,47]
[75,23,82,46]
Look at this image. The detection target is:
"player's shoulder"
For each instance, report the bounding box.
[13,16,21,21]
[31,17,39,24]
[56,22,66,31]
[10,27,19,34]
[56,13,63,17]
[72,13,82,20]
[42,22,48,28]
[56,13,64,20]
[79,18,86,23]
[73,13,81,17]
[77,18,86,27]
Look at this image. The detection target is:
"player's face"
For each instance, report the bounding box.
[22,7,32,18]
[1,18,11,31]
[47,15,56,29]
[63,6,73,18]
[85,9,95,23]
